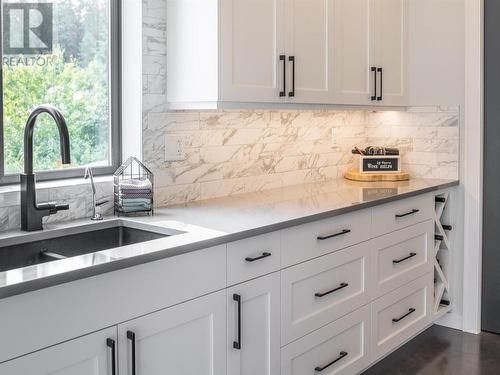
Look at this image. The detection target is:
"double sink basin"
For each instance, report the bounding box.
[0,220,182,273]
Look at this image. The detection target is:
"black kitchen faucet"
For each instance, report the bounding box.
[20,104,71,231]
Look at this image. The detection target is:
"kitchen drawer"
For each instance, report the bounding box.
[371,273,432,360]
[227,231,281,285]
[281,243,371,345]
[281,209,371,267]
[371,220,433,298]
[372,194,433,236]
[281,305,371,375]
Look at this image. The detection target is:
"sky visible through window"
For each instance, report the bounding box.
[2,0,111,173]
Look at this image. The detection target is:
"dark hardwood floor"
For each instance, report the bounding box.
[363,325,500,375]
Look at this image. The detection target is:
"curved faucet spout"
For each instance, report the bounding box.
[24,104,71,174]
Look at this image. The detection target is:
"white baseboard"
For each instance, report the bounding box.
[436,312,464,331]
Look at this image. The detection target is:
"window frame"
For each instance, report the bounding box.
[0,0,122,185]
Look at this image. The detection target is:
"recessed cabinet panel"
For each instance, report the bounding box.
[281,305,371,375]
[227,273,280,375]
[220,0,285,102]
[118,291,226,375]
[285,0,333,103]
[0,327,117,375]
[372,273,432,360]
[281,243,371,345]
[371,220,433,298]
[373,0,408,105]
[333,0,374,104]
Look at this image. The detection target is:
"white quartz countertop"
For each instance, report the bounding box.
[0,177,458,298]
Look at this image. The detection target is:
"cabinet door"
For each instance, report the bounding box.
[0,327,117,375]
[118,290,226,375]
[219,0,285,103]
[333,0,375,105]
[373,0,408,106]
[284,0,334,103]
[227,273,280,375]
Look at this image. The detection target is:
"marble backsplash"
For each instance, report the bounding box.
[143,106,459,206]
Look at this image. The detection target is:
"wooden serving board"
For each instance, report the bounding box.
[344,169,410,182]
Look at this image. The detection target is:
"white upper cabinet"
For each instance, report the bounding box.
[219,0,285,103]
[284,0,334,103]
[332,0,374,105]
[166,0,408,109]
[372,0,409,106]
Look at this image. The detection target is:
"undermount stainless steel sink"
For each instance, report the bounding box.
[0,220,181,272]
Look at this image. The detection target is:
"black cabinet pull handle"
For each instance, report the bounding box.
[106,338,116,375]
[435,234,444,241]
[317,229,351,241]
[435,196,446,203]
[245,252,271,262]
[315,351,348,372]
[371,67,377,101]
[393,252,417,264]
[126,331,136,375]
[392,308,416,323]
[377,67,383,101]
[442,224,453,231]
[280,55,286,97]
[315,283,348,298]
[233,294,242,349]
[288,56,295,97]
[395,209,419,218]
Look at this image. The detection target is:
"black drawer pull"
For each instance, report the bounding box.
[371,66,377,101]
[377,67,383,101]
[288,56,296,97]
[392,308,416,323]
[233,294,242,349]
[393,252,417,264]
[442,224,453,231]
[106,338,116,375]
[315,283,348,298]
[280,55,286,97]
[315,351,348,372]
[317,229,351,241]
[395,209,419,218]
[126,331,136,375]
[245,252,271,262]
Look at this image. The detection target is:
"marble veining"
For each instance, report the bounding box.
[144,106,459,206]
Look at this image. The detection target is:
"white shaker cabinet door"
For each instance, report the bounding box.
[219,0,285,103]
[284,0,335,103]
[118,290,226,375]
[227,272,281,375]
[333,0,375,105]
[372,0,408,106]
[0,327,117,375]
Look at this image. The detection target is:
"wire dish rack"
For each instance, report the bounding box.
[113,156,154,216]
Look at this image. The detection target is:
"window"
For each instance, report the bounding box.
[0,0,121,184]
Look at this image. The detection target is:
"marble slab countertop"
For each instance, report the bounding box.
[0,177,458,299]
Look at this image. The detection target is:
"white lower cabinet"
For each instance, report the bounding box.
[371,273,432,360]
[117,290,226,375]
[281,305,372,375]
[227,272,281,375]
[0,327,117,375]
[281,243,371,345]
